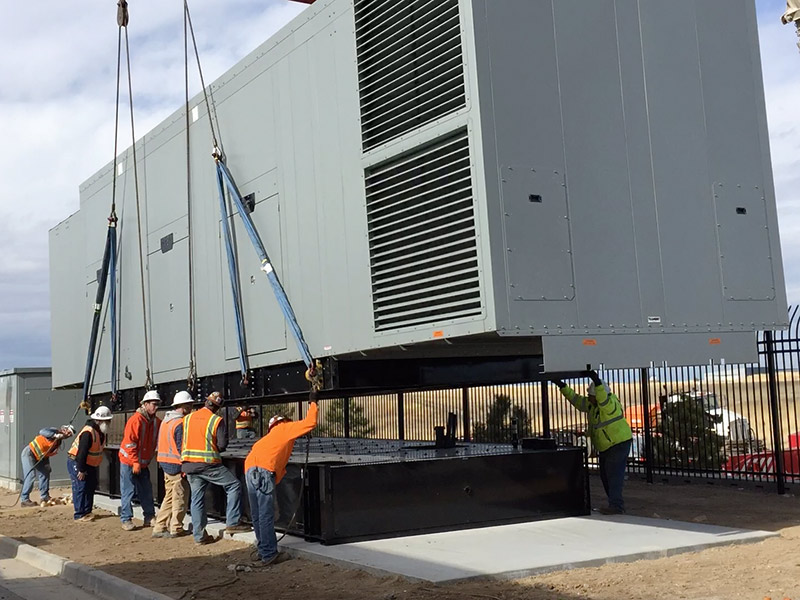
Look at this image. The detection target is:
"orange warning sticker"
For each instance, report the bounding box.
[709,338,721,345]
[433,330,444,339]
[582,339,597,346]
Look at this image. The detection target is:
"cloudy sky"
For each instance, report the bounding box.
[0,1,798,371]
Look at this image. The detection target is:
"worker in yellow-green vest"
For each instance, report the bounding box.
[551,372,633,514]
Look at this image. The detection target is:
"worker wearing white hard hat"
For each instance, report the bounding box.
[67,404,114,521]
[20,424,76,507]
[119,390,163,531]
[151,391,195,538]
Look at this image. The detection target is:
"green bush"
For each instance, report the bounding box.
[652,395,726,470]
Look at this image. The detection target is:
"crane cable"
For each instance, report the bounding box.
[120,0,154,391]
[184,3,197,392]
[184,0,250,385]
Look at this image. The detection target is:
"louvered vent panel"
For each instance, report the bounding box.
[366,130,482,331]
[354,0,466,151]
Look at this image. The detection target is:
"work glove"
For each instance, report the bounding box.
[588,371,602,386]
[132,463,142,475]
[550,379,566,389]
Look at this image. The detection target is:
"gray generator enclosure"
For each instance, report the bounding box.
[49,0,787,394]
[0,369,83,489]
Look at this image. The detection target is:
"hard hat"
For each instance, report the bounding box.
[206,391,223,407]
[172,390,194,406]
[142,390,161,404]
[268,415,290,432]
[90,406,113,421]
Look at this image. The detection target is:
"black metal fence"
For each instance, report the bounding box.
[109,307,800,493]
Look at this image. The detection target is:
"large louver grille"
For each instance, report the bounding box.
[366,130,482,331]
[354,0,467,151]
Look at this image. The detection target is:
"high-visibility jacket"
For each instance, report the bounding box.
[119,409,161,467]
[235,408,254,430]
[157,418,183,465]
[181,407,223,464]
[69,426,105,467]
[245,403,318,484]
[29,434,60,461]
[559,384,633,454]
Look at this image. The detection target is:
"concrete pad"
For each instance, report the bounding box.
[270,515,777,583]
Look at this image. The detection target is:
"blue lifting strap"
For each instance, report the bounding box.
[215,158,315,370]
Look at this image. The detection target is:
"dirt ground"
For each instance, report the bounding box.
[1,477,799,600]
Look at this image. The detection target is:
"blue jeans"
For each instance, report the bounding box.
[599,438,632,512]
[120,463,155,523]
[236,429,256,439]
[20,447,51,502]
[187,464,242,542]
[246,467,277,562]
[67,459,98,519]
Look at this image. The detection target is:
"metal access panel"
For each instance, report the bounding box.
[49,0,787,394]
[475,0,787,370]
[0,369,82,487]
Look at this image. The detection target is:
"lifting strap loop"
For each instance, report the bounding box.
[215,159,316,372]
[216,165,250,384]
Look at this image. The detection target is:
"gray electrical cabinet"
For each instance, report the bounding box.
[0,369,83,489]
[49,0,788,393]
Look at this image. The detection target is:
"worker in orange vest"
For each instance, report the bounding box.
[244,391,318,565]
[20,425,75,507]
[182,391,250,545]
[234,405,258,439]
[119,390,162,531]
[67,405,113,521]
[152,390,194,538]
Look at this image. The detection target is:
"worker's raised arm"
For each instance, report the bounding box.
[555,383,590,413]
[284,402,319,440]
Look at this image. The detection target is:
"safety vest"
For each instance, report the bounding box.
[181,408,222,464]
[236,409,254,430]
[118,411,161,467]
[559,384,633,453]
[68,426,105,467]
[29,435,59,461]
[157,419,183,465]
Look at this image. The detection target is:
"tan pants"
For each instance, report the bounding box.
[153,471,188,534]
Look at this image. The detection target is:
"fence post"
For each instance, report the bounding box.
[462,387,471,442]
[540,381,551,438]
[343,397,350,439]
[397,392,405,441]
[765,331,786,495]
[640,367,654,484]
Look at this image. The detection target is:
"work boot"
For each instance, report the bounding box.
[77,513,95,522]
[597,506,625,515]
[169,530,189,538]
[142,517,153,528]
[121,521,136,531]
[195,532,215,545]
[20,500,38,508]
[225,523,251,534]
[151,530,170,538]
